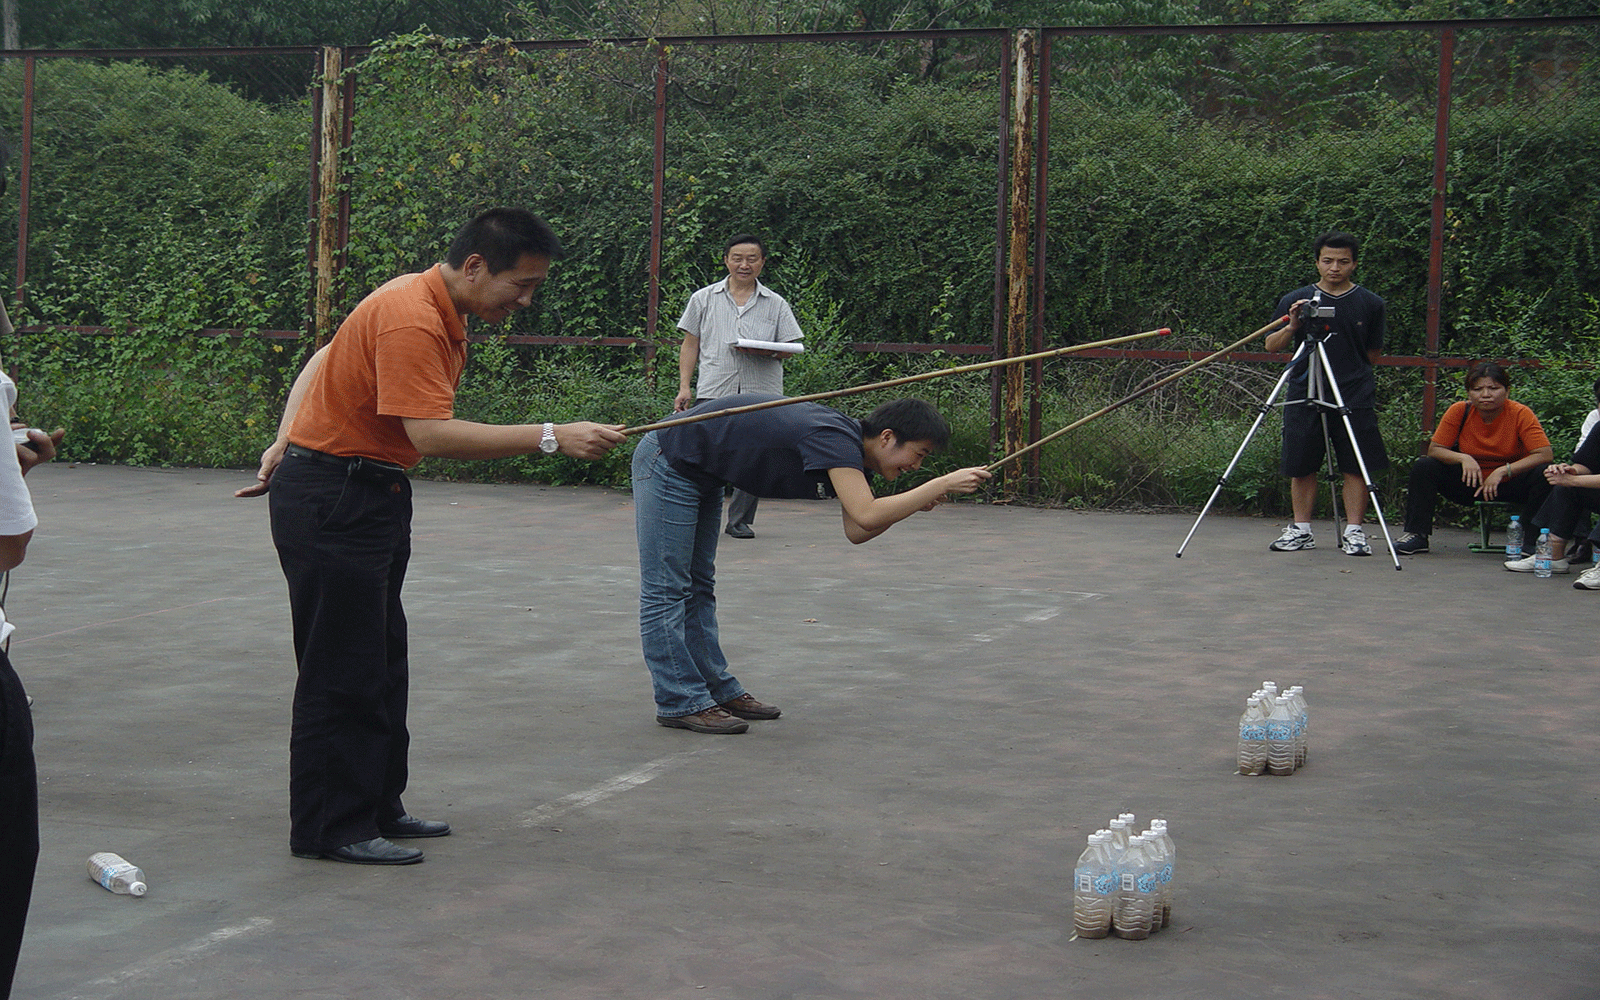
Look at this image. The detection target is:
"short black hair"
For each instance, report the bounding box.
[1313,231,1360,260]
[1466,361,1511,390]
[860,398,950,450]
[446,208,565,273]
[724,233,767,257]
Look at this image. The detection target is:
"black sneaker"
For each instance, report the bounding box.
[1393,532,1429,555]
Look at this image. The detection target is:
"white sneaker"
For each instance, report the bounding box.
[1341,526,1371,556]
[1574,565,1600,590]
[1505,553,1570,574]
[1270,525,1315,551]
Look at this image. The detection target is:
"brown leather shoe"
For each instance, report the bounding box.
[720,692,781,720]
[657,707,749,734]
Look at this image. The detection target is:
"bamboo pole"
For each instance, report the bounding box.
[983,317,1289,473]
[621,326,1170,436]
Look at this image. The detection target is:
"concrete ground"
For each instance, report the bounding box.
[7,463,1597,1000]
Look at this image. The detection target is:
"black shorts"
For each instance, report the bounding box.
[1280,401,1389,479]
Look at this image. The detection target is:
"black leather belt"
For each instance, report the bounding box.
[285,444,405,475]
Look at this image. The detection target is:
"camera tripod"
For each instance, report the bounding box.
[1175,323,1401,568]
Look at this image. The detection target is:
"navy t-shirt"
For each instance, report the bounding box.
[1273,283,1386,409]
[657,394,865,500]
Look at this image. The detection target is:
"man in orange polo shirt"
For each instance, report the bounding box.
[238,208,625,865]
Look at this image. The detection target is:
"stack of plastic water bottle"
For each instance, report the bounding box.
[1072,812,1176,940]
[1236,680,1308,776]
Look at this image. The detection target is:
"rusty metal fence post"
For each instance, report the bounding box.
[12,53,31,320]
[1422,26,1456,443]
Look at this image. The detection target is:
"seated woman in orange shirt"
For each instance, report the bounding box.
[1394,362,1553,555]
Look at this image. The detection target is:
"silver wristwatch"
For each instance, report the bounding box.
[540,422,559,454]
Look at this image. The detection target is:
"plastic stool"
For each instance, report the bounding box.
[1470,500,1516,553]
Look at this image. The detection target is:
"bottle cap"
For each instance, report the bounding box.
[129,881,147,897]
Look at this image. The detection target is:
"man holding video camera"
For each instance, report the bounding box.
[1263,231,1388,556]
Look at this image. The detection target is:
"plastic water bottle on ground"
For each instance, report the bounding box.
[1107,817,1132,852]
[1237,695,1269,775]
[1506,515,1523,559]
[1072,832,1115,939]
[1287,685,1309,769]
[1535,528,1553,578]
[88,852,147,896]
[1137,829,1165,932]
[1150,819,1176,926]
[1112,833,1159,940]
[1265,696,1297,775]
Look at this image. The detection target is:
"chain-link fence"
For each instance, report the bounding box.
[0,18,1595,503]
[1034,19,1597,507]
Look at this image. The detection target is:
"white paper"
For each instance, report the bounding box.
[732,338,804,354]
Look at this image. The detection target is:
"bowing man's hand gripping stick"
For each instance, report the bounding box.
[984,317,1289,475]
[619,327,1172,436]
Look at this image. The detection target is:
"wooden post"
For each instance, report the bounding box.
[313,47,343,350]
[646,44,668,386]
[1003,30,1036,493]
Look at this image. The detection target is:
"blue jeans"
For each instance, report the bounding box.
[633,433,746,717]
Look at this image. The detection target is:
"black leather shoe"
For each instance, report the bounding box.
[291,837,424,865]
[725,524,755,539]
[379,814,451,839]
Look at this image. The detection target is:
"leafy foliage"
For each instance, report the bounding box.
[2,17,1597,517]
[0,57,310,467]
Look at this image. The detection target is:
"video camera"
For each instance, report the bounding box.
[1298,289,1335,339]
[1304,289,1334,320]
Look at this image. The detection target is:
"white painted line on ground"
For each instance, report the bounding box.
[69,917,274,995]
[518,747,724,828]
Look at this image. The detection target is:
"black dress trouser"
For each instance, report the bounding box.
[1404,456,1551,554]
[270,451,414,853]
[0,647,37,999]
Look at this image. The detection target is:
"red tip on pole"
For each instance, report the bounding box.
[1157,327,1172,336]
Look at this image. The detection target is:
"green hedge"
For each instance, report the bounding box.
[2,30,1596,518]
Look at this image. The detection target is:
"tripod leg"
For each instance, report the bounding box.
[1311,340,1402,570]
[1176,344,1308,557]
[1321,406,1346,540]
